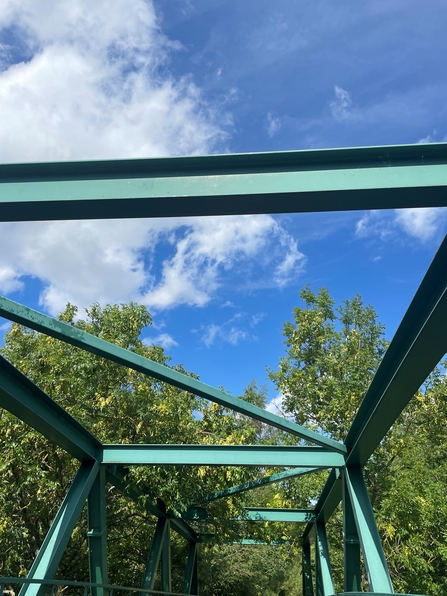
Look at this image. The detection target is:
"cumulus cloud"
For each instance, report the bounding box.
[144,333,178,350]
[0,0,226,162]
[355,208,447,243]
[0,1,307,316]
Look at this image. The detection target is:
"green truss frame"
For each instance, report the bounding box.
[1,142,447,595]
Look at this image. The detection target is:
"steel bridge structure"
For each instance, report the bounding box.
[1,142,447,595]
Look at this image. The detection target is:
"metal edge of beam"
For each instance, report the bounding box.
[20,461,100,596]
[302,468,341,543]
[202,467,319,502]
[0,295,346,454]
[101,444,345,467]
[0,355,101,461]
[2,142,447,180]
[242,508,316,523]
[346,233,447,465]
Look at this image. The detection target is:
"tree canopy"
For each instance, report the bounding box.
[1,288,447,595]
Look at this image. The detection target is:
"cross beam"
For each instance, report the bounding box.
[1,143,447,221]
[101,444,345,467]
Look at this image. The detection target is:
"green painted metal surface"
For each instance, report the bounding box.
[87,466,108,596]
[182,541,198,595]
[242,508,315,522]
[0,355,101,461]
[302,541,314,596]
[0,295,346,453]
[101,444,345,467]
[0,143,446,593]
[1,143,447,222]
[141,517,169,594]
[342,471,361,593]
[315,523,335,596]
[344,467,393,593]
[203,467,318,501]
[20,462,100,596]
[346,233,447,466]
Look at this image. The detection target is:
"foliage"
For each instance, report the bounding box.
[0,303,263,584]
[269,285,447,594]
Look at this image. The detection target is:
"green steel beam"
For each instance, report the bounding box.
[344,466,393,593]
[243,508,315,523]
[0,296,346,453]
[141,517,168,595]
[161,520,171,595]
[342,470,361,593]
[101,444,345,467]
[87,466,108,596]
[105,466,197,543]
[315,523,334,596]
[20,462,100,596]
[303,233,447,545]
[0,355,101,461]
[302,469,341,543]
[203,467,318,502]
[1,143,447,221]
[233,539,289,545]
[346,233,447,466]
[182,541,198,595]
[302,541,314,596]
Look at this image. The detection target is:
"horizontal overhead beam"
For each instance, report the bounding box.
[203,467,318,502]
[346,233,447,466]
[101,445,345,467]
[0,355,101,461]
[243,508,315,523]
[1,143,447,221]
[0,296,345,453]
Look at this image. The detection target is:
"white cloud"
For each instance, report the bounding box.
[329,86,354,121]
[394,208,446,242]
[200,311,264,347]
[355,208,447,244]
[0,215,306,315]
[0,1,307,315]
[0,265,23,294]
[266,112,281,137]
[144,333,178,350]
[265,393,287,417]
[0,1,225,162]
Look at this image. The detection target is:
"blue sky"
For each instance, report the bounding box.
[0,0,446,409]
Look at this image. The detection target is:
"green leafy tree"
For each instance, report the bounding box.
[0,303,262,585]
[268,286,447,594]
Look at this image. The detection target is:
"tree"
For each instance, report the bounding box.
[0,302,263,586]
[268,285,447,594]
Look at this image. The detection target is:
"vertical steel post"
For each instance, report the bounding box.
[302,540,314,596]
[20,461,99,596]
[182,541,198,595]
[88,466,108,596]
[161,520,171,594]
[141,517,168,594]
[344,466,393,593]
[315,522,334,596]
[342,469,361,592]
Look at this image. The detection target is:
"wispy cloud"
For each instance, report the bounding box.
[266,112,281,137]
[356,208,447,244]
[200,310,264,348]
[144,333,178,350]
[329,86,354,122]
